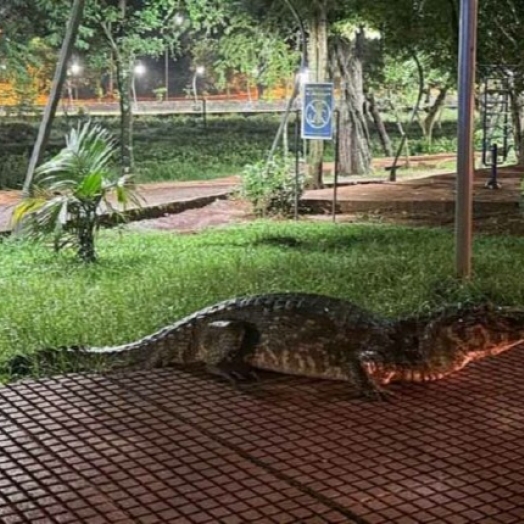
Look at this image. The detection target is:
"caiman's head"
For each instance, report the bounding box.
[367,304,524,385]
[433,304,524,365]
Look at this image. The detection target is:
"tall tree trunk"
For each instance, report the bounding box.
[100,0,133,175]
[23,0,86,193]
[510,88,524,165]
[423,85,449,143]
[115,53,134,175]
[332,29,371,176]
[306,1,329,188]
[367,92,393,157]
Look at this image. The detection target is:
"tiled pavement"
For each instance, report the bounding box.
[1,344,524,524]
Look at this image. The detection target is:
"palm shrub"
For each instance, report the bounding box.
[12,122,140,263]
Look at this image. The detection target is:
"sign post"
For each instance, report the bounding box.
[301,83,334,140]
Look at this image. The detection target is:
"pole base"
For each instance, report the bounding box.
[484,179,502,189]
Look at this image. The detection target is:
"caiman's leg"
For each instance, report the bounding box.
[201,321,257,382]
[345,354,392,401]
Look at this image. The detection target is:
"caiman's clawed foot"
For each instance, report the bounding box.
[360,385,395,402]
[206,364,258,387]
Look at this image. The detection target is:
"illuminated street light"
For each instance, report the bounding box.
[193,66,205,105]
[134,63,146,77]
[70,62,82,76]
[174,13,184,26]
[67,62,82,103]
[298,67,310,85]
[132,63,146,108]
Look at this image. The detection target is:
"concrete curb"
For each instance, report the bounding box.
[301,198,520,216]
[0,192,231,239]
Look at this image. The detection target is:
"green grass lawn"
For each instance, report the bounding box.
[0,113,460,189]
[2,221,524,381]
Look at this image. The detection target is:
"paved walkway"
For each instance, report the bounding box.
[303,166,522,215]
[0,177,239,234]
[2,344,524,523]
[1,162,520,235]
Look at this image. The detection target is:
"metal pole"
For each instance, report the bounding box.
[332,110,340,223]
[193,74,198,106]
[294,110,301,221]
[485,143,501,189]
[455,0,479,280]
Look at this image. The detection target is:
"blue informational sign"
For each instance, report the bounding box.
[301,83,334,140]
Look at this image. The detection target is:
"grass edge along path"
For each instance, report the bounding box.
[1,220,524,381]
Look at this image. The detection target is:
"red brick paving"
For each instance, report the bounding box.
[2,345,524,523]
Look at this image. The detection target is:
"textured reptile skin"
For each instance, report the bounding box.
[18,294,524,396]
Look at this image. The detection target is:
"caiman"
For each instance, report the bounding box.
[9,293,524,398]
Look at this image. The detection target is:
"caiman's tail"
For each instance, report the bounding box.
[7,338,187,379]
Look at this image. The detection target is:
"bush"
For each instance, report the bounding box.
[240,157,304,217]
[0,152,28,189]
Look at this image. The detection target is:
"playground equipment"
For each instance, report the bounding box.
[480,69,514,189]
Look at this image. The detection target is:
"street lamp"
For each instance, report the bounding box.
[70,62,82,76]
[67,61,82,104]
[132,62,146,108]
[298,67,310,86]
[192,65,205,105]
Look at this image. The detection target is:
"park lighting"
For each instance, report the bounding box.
[174,13,184,25]
[67,62,82,103]
[132,63,146,108]
[193,66,205,104]
[134,63,146,76]
[70,62,82,75]
[298,67,310,85]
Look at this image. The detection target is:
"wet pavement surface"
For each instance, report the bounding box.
[1,343,524,523]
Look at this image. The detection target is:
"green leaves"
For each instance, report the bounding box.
[13,121,140,262]
[241,157,303,217]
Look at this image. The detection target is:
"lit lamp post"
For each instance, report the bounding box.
[132,62,146,109]
[192,65,205,105]
[68,62,82,103]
